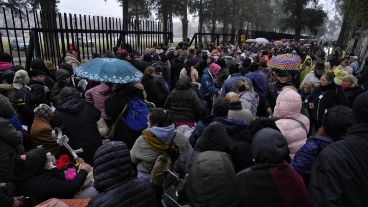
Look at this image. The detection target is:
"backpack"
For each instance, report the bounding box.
[122,98,149,131]
[150,134,179,187]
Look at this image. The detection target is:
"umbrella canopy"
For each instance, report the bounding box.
[74,58,143,84]
[245,39,256,43]
[255,38,269,44]
[267,54,302,71]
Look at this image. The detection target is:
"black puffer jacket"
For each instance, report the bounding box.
[165,77,202,122]
[51,87,101,164]
[87,141,156,207]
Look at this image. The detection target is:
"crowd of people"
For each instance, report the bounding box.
[0,39,367,207]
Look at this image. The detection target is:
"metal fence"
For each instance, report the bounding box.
[0,8,173,69]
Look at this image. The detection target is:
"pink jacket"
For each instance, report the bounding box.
[273,88,310,159]
[85,83,110,120]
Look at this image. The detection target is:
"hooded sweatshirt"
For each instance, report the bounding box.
[300,55,314,81]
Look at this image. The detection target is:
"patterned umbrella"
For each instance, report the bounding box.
[267,54,302,71]
[74,58,143,84]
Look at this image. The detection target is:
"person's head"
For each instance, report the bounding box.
[207,56,214,64]
[59,63,73,75]
[301,81,316,94]
[252,128,290,164]
[43,61,54,71]
[305,56,312,66]
[67,44,78,58]
[275,70,288,83]
[29,69,45,82]
[228,63,240,75]
[195,122,231,153]
[352,91,368,123]
[236,79,252,92]
[13,69,30,89]
[144,66,155,76]
[147,108,172,128]
[24,147,49,174]
[314,62,326,76]
[320,72,334,86]
[31,58,48,75]
[322,106,355,141]
[340,57,350,67]
[57,86,80,105]
[209,63,221,76]
[213,98,230,117]
[341,74,358,89]
[34,104,53,122]
[92,53,100,59]
[225,92,240,103]
[55,69,71,85]
[0,93,15,119]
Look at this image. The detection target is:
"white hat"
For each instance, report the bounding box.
[13,69,29,89]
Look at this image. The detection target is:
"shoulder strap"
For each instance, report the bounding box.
[288,117,308,134]
[108,104,128,138]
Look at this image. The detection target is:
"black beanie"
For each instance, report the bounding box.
[352,91,368,123]
[323,105,355,141]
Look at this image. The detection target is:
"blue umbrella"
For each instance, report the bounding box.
[74,58,143,84]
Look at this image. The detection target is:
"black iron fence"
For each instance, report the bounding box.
[0,8,173,69]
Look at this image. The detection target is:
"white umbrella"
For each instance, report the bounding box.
[255,38,269,44]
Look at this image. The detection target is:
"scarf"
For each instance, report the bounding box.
[143,129,170,152]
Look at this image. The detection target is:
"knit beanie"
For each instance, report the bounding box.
[352,91,368,123]
[323,105,355,141]
[34,104,53,122]
[13,69,30,89]
[209,63,221,75]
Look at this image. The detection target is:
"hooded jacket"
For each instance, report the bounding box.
[51,87,101,164]
[273,88,310,159]
[165,77,202,122]
[221,73,250,97]
[85,83,110,120]
[309,91,368,207]
[50,69,70,104]
[0,94,24,182]
[141,74,168,108]
[87,141,156,207]
[64,53,81,69]
[130,125,191,173]
[185,151,239,207]
[199,68,219,98]
[237,128,309,207]
[300,55,314,82]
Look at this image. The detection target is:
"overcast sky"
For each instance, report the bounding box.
[58,0,337,22]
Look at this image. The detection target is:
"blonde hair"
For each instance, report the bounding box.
[300,81,316,90]
[236,80,251,92]
[225,92,240,103]
[44,60,54,70]
[342,74,358,87]
[144,66,155,76]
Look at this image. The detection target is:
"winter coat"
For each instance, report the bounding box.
[214,117,252,173]
[85,83,110,120]
[309,123,368,207]
[237,128,309,207]
[0,94,24,182]
[104,87,145,149]
[17,169,88,203]
[268,81,293,110]
[87,141,156,207]
[228,101,254,124]
[309,83,348,129]
[238,90,259,119]
[220,73,249,97]
[29,79,49,106]
[185,151,240,207]
[246,70,268,98]
[342,86,364,108]
[51,94,102,164]
[141,74,168,108]
[300,56,314,82]
[50,69,71,104]
[165,78,202,122]
[30,116,58,150]
[290,135,332,182]
[179,67,199,83]
[13,86,34,127]
[130,126,191,173]
[199,68,219,98]
[64,53,81,69]
[273,88,310,159]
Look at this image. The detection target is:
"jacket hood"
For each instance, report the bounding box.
[185,151,239,207]
[0,94,15,118]
[273,87,302,118]
[175,76,192,90]
[56,87,85,112]
[252,128,289,164]
[312,135,333,148]
[352,91,368,123]
[147,124,176,143]
[93,141,134,191]
[215,117,247,127]
[0,62,13,71]
[304,55,312,64]
[195,122,231,153]
[55,69,70,82]
[13,70,30,89]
